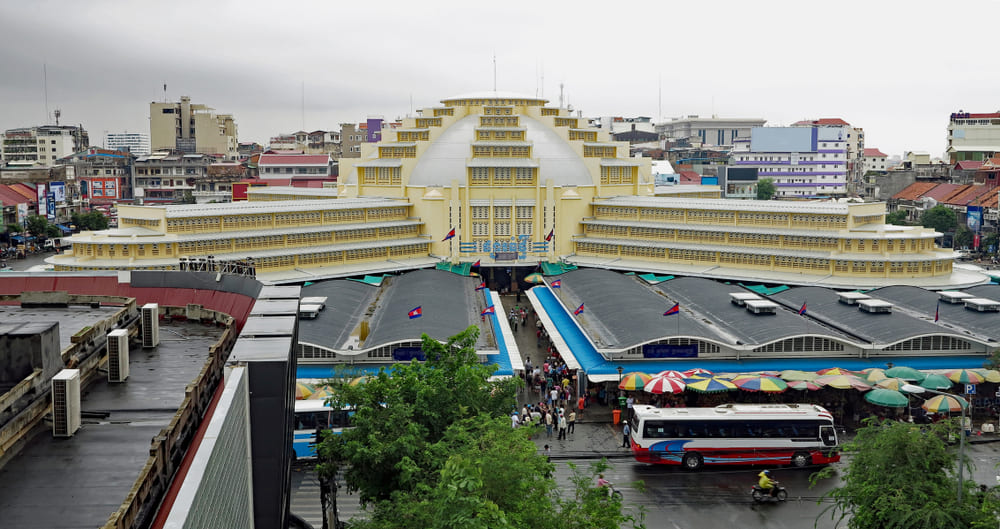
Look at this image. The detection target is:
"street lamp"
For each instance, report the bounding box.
[617,365,623,385]
[902,383,969,503]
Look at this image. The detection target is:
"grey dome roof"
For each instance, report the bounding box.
[408,114,593,187]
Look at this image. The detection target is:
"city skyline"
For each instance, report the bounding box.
[2,0,998,158]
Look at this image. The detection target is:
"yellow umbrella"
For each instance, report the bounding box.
[814,374,871,391]
[349,376,369,386]
[310,385,333,400]
[524,273,546,284]
[974,369,1000,383]
[864,368,888,383]
[295,382,314,400]
[619,372,653,391]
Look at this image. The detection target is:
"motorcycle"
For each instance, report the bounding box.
[751,483,787,503]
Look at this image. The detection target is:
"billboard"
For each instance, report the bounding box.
[967,206,982,232]
[36,184,46,220]
[17,203,27,225]
[50,181,66,204]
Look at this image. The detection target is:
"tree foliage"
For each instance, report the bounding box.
[71,211,109,231]
[813,418,1000,529]
[756,178,777,200]
[885,210,908,225]
[25,215,50,239]
[920,205,958,233]
[954,225,974,250]
[317,326,642,529]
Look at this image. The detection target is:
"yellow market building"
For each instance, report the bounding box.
[49,91,988,289]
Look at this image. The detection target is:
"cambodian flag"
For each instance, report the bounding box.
[481,306,495,316]
[475,282,486,291]
[934,301,940,322]
[472,259,481,267]
[442,228,456,241]
[551,279,561,288]
[545,229,554,242]
[663,303,679,316]
[408,306,422,319]
[573,303,584,315]
[799,302,807,315]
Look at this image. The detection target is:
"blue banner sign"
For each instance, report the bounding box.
[642,344,699,358]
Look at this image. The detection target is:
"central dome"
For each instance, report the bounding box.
[408,113,593,187]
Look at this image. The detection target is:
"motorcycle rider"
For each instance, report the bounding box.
[758,469,778,497]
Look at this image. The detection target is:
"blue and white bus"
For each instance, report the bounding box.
[293,399,354,459]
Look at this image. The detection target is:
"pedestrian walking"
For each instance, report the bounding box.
[577,395,586,418]
[568,411,576,434]
[622,422,631,448]
[545,411,554,438]
[557,413,568,440]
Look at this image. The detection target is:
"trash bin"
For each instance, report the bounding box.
[613,409,621,425]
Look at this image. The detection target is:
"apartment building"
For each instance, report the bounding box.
[1,125,89,166]
[947,111,1000,163]
[656,116,766,148]
[149,96,238,159]
[105,132,150,156]
[133,152,212,204]
[730,126,849,197]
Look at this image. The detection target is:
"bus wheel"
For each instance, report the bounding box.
[791,452,811,468]
[682,452,703,470]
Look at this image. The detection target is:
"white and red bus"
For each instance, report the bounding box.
[628,403,840,469]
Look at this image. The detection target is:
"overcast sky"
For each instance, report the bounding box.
[1,0,997,158]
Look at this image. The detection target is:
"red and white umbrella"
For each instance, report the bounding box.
[644,375,686,394]
[683,368,713,378]
[656,370,687,379]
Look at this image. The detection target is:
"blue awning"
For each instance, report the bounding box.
[56,224,72,234]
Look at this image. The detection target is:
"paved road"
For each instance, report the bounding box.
[1,249,52,271]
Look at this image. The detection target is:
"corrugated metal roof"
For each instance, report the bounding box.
[891,182,939,201]
[592,196,858,214]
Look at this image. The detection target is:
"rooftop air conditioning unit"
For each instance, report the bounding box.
[107,329,129,383]
[52,369,81,437]
[141,303,160,348]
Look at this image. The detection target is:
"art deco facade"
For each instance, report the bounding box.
[50,91,986,289]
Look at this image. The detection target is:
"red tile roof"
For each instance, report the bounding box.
[972,190,998,209]
[863,148,887,158]
[678,170,700,184]
[0,185,31,206]
[9,183,37,200]
[956,160,984,170]
[892,182,939,201]
[792,118,851,127]
[942,184,992,206]
[258,154,331,166]
[924,183,963,201]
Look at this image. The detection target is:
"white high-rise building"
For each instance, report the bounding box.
[105,132,150,156]
[1,125,89,166]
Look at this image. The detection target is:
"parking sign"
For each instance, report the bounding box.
[966,384,976,395]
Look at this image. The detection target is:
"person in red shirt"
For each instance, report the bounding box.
[577,395,586,418]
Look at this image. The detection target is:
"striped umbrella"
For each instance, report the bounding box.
[619,372,653,391]
[885,366,926,382]
[815,374,871,391]
[733,375,788,393]
[684,377,737,393]
[779,370,817,381]
[349,376,370,386]
[944,369,985,384]
[919,374,953,391]
[295,382,314,400]
[864,368,888,383]
[974,369,1000,383]
[975,369,1000,383]
[875,378,920,393]
[787,380,822,391]
[921,394,968,413]
[644,376,686,394]
[683,368,714,378]
[656,370,687,380]
[310,384,334,400]
[817,367,855,376]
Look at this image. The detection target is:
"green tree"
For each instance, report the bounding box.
[318,326,642,529]
[25,215,50,240]
[885,210,908,225]
[5,223,21,235]
[982,232,999,254]
[954,225,974,249]
[813,419,1000,529]
[756,178,776,200]
[920,205,958,234]
[71,211,109,231]
[318,326,521,503]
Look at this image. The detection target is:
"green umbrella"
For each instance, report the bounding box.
[524,273,546,284]
[919,374,953,390]
[921,394,968,413]
[864,388,909,408]
[944,369,985,384]
[885,366,926,382]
